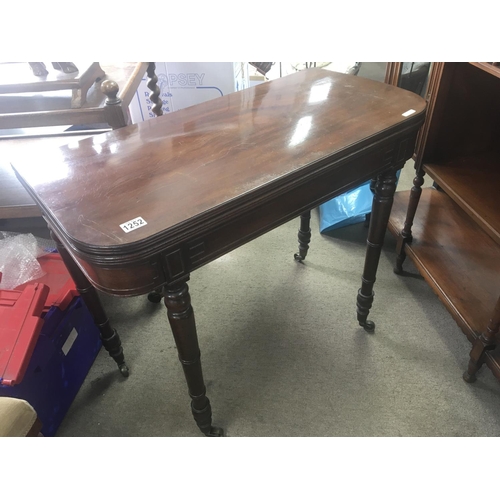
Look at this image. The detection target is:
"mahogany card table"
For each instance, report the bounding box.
[12,68,426,436]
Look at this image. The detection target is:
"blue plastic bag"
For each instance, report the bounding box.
[319,170,401,234]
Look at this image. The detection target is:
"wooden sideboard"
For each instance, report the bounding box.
[387,62,500,383]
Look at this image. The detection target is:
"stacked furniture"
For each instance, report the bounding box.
[0,62,162,222]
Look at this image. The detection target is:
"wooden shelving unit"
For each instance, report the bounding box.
[388,62,500,383]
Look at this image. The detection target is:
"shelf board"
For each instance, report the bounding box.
[388,188,500,378]
[469,62,500,79]
[424,153,500,246]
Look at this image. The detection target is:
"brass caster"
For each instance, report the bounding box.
[147,292,163,303]
[204,426,224,437]
[119,363,130,377]
[463,371,477,384]
[359,320,375,333]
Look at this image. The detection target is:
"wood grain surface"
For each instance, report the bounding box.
[12,68,425,255]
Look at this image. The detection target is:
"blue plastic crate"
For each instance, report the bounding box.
[0,296,101,436]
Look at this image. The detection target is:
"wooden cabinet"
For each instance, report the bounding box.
[387,62,500,383]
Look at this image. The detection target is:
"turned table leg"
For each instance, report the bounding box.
[163,278,223,437]
[463,297,500,383]
[50,230,129,377]
[394,164,426,274]
[294,210,312,262]
[357,167,399,332]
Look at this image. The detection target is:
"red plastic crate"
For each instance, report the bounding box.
[0,283,49,386]
[0,252,78,386]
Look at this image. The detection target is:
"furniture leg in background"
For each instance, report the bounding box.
[49,230,129,377]
[464,296,500,383]
[294,211,312,262]
[101,61,163,129]
[163,278,223,437]
[357,166,400,332]
[143,62,165,306]
[146,62,163,117]
[394,163,426,274]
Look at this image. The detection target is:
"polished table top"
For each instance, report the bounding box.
[1,133,94,219]
[12,69,426,295]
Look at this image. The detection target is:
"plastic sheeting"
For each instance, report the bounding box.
[0,232,55,290]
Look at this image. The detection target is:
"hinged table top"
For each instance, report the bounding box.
[11,69,426,254]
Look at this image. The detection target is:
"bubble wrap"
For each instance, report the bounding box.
[0,232,55,290]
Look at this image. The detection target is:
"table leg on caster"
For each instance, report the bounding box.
[357,167,398,332]
[163,278,223,436]
[294,210,312,262]
[50,229,129,377]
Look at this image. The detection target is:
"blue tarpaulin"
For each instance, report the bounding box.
[319,171,401,234]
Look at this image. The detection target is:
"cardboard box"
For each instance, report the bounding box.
[129,62,249,123]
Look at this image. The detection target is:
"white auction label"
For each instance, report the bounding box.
[402,109,416,117]
[120,216,147,233]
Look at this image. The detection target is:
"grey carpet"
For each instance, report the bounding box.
[55,164,500,437]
